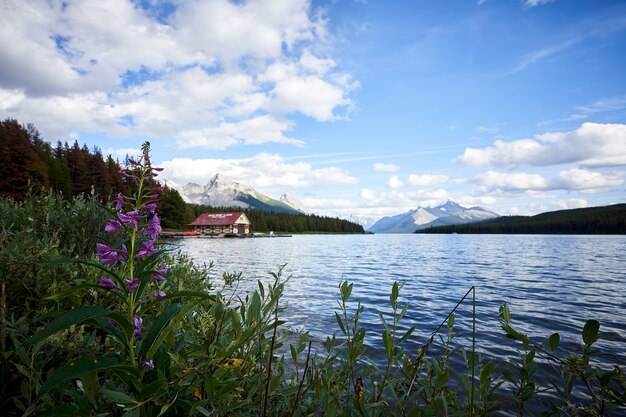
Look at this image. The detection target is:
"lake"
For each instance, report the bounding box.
[173,234,626,374]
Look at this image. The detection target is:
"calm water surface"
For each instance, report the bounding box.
[175,234,625,368]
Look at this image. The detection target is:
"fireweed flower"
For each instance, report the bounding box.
[98,277,117,290]
[136,240,158,259]
[96,243,121,266]
[152,267,167,282]
[124,277,139,293]
[144,202,157,214]
[144,214,162,240]
[105,219,122,235]
[94,142,167,368]
[133,316,143,338]
[118,210,146,230]
[114,193,125,211]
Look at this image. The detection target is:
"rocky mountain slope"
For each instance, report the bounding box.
[368,201,498,233]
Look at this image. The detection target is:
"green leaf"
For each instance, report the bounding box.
[140,300,202,358]
[258,280,265,299]
[138,379,168,401]
[398,303,409,322]
[335,312,346,335]
[249,291,261,323]
[80,371,98,403]
[101,387,137,404]
[390,281,399,310]
[398,326,416,345]
[448,312,455,330]
[548,333,560,351]
[230,309,242,337]
[40,356,138,396]
[583,320,600,346]
[382,329,393,356]
[290,345,298,364]
[499,304,511,324]
[24,306,111,346]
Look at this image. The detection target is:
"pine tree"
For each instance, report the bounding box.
[0,119,49,199]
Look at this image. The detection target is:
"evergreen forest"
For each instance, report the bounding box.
[418,204,626,234]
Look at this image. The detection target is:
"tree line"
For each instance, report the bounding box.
[0,118,364,234]
[187,204,365,234]
[0,118,130,201]
[418,204,626,234]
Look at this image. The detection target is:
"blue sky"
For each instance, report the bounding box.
[1,0,625,224]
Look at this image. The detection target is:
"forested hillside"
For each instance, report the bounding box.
[0,118,364,233]
[418,204,626,234]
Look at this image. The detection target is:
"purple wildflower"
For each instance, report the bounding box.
[152,267,167,282]
[145,194,158,200]
[97,277,117,290]
[136,240,158,258]
[96,243,121,266]
[152,290,166,299]
[133,316,143,338]
[104,219,122,234]
[143,359,154,369]
[124,277,139,293]
[114,193,125,211]
[144,214,162,240]
[144,202,157,214]
[118,210,146,230]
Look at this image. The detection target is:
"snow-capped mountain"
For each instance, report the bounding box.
[164,174,304,214]
[346,214,380,230]
[368,201,499,233]
[280,192,307,213]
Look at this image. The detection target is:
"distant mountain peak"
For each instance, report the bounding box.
[368,201,498,233]
[164,173,301,215]
[280,192,306,213]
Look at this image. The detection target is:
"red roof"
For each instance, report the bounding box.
[188,212,245,226]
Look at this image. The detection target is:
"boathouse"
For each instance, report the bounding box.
[188,212,251,237]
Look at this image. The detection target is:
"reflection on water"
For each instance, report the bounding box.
[173,234,626,368]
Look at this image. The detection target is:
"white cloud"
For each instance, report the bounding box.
[469,171,550,192]
[577,94,626,114]
[176,115,302,150]
[458,195,497,207]
[468,169,625,193]
[406,174,449,186]
[103,147,142,159]
[527,199,589,214]
[524,0,554,7]
[457,123,626,168]
[387,175,404,189]
[0,0,356,148]
[552,169,626,193]
[159,153,358,189]
[360,188,375,200]
[373,162,400,172]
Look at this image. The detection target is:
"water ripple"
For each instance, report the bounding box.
[175,234,626,370]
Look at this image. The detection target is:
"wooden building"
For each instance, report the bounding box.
[188,212,251,237]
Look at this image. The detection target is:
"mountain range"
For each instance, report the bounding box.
[164,175,499,231]
[367,201,499,233]
[164,174,305,215]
